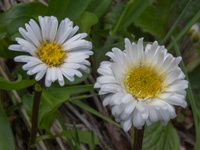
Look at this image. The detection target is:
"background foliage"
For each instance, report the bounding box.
[0,0,200,149]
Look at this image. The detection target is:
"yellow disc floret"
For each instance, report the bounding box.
[124,67,162,99]
[37,41,65,66]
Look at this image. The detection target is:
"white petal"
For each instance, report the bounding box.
[8,45,23,51]
[102,94,112,106]
[35,69,46,81]
[124,100,136,115]
[122,117,132,132]
[166,80,188,92]
[132,110,145,129]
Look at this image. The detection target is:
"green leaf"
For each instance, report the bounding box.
[0,75,35,90]
[23,92,67,131]
[134,6,165,39]
[143,122,179,150]
[72,124,80,147]
[0,36,18,58]
[42,84,94,130]
[46,0,69,21]
[7,16,31,38]
[87,0,112,18]
[90,132,95,150]
[195,125,200,150]
[46,84,94,96]
[39,110,59,132]
[112,0,151,34]
[23,84,93,131]
[0,2,47,38]
[134,0,177,40]
[61,0,92,21]
[78,12,98,33]
[22,94,33,119]
[0,102,15,150]
[38,89,70,125]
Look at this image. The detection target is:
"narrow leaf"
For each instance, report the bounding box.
[172,36,199,136]
[0,102,15,150]
[112,0,151,34]
[71,100,120,128]
[0,75,35,90]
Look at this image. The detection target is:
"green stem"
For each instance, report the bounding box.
[133,126,144,150]
[28,78,45,150]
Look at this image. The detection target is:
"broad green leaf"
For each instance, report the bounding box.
[7,16,31,38]
[87,0,112,18]
[46,0,69,21]
[143,122,179,150]
[0,102,15,150]
[78,12,98,33]
[112,0,151,34]
[23,84,93,131]
[0,36,19,58]
[23,93,66,131]
[0,75,35,90]
[0,2,47,38]
[134,6,165,39]
[38,89,70,125]
[41,85,94,130]
[61,0,92,21]
[134,0,176,40]
[39,110,59,132]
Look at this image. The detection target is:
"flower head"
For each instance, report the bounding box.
[95,38,188,131]
[9,16,93,87]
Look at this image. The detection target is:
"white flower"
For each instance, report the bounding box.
[95,38,188,131]
[9,16,93,87]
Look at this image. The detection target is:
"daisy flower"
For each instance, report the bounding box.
[94,38,188,131]
[9,16,93,87]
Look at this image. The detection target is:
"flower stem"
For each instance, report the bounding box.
[133,126,144,150]
[28,78,45,150]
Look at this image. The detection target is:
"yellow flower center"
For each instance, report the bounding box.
[124,67,162,99]
[37,41,65,66]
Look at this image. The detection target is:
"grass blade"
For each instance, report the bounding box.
[168,10,200,50]
[112,0,151,35]
[161,0,192,45]
[71,100,120,128]
[172,36,199,135]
